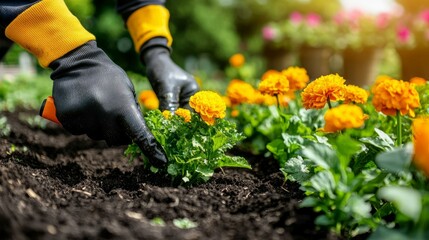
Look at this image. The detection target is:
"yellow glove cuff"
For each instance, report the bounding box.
[126,5,173,53]
[5,0,95,68]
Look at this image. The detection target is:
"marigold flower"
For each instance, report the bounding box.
[231,109,240,118]
[139,90,159,110]
[410,77,427,86]
[324,104,368,132]
[175,108,191,122]
[301,74,346,109]
[229,53,245,68]
[412,117,429,177]
[226,79,255,105]
[162,110,171,119]
[258,72,289,96]
[222,96,232,108]
[371,78,420,117]
[344,85,369,104]
[281,66,310,91]
[189,91,226,125]
[261,69,281,80]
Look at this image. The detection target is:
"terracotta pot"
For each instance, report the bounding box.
[298,46,332,80]
[396,47,429,81]
[342,47,383,87]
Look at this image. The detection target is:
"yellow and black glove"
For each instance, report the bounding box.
[2,0,168,167]
[118,1,199,111]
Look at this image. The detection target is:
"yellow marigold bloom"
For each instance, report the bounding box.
[139,90,159,110]
[281,66,310,91]
[175,108,191,122]
[162,110,171,119]
[371,78,420,117]
[344,85,369,104]
[229,53,245,68]
[258,72,289,96]
[301,74,346,109]
[412,117,429,177]
[324,104,368,133]
[226,79,255,105]
[189,91,226,125]
[410,77,427,86]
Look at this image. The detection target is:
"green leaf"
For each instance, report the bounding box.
[308,171,336,199]
[315,215,334,226]
[280,156,310,183]
[196,165,214,181]
[173,218,198,229]
[300,196,318,208]
[217,156,251,169]
[167,164,180,176]
[378,186,422,222]
[369,226,412,240]
[360,128,395,151]
[375,144,413,174]
[301,143,338,170]
[212,132,228,151]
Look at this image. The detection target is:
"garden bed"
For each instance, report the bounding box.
[0,109,343,240]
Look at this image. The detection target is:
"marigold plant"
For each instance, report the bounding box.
[412,117,429,176]
[125,109,250,184]
[189,91,226,125]
[371,77,420,117]
[344,85,369,104]
[323,104,368,132]
[301,74,346,109]
[258,72,290,96]
[139,90,159,110]
[229,53,245,68]
[226,79,255,105]
[281,66,310,91]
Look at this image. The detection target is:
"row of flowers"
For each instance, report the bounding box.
[262,9,429,51]
[137,64,429,238]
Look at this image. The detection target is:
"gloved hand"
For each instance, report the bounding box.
[50,41,168,167]
[142,46,199,112]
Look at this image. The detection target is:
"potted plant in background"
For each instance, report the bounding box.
[334,10,398,87]
[394,8,429,81]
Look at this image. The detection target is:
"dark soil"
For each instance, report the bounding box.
[1,109,341,240]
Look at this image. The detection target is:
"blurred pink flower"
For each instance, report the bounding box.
[290,11,303,24]
[306,13,321,27]
[397,25,411,44]
[419,9,429,24]
[376,13,391,29]
[262,26,278,41]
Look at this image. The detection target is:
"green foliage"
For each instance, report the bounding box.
[173,218,198,229]
[0,74,52,111]
[125,110,250,185]
[415,83,429,116]
[0,116,11,137]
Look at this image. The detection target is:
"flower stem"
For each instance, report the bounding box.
[276,94,281,113]
[327,96,332,109]
[396,111,402,147]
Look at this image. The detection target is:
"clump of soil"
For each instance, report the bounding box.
[1,110,340,240]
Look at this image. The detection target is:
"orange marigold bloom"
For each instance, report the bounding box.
[344,85,369,104]
[281,66,310,91]
[412,117,429,177]
[261,69,281,80]
[301,74,346,109]
[231,109,240,118]
[229,53,245,68]
[258,72,289,96]
[175,108,191,122]
[410,77,427,86]
[324,104,368,132]
[139,90,159,110]
[371,78,420,117]
[253,91,276,105]
[162,110,171,119]
[226,79,255,105]
[222,96,232,108]
[189,91,226,125]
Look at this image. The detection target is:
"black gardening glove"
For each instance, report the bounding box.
[141,45,199,112]
[50,41,168,167]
